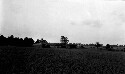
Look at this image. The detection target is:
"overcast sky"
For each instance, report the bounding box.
[1,0,125,45]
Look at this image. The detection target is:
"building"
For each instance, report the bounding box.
[110,45,125,51]
[33,38,50,48]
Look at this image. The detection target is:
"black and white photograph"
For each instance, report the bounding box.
[1,0,125,73]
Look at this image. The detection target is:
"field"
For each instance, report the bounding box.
[0,46,125,74]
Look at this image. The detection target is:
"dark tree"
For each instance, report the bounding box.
[106,44,110,49]
[60,36,69,45]
[106,44,112,51]
[60,36,69,48]
[0,35,7,46]
[19,38,24,46]
[35,39,41,43]
[8,35,14,46]
[28,38,34,46]
[95,42,101,49]
[40,38,50,48]
[24,37,34,47]
[0,34,35,47]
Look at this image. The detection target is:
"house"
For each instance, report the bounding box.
[33,38,50,48]
[33,43,42,48]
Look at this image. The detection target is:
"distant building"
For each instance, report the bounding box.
[33,43,42,48]
[33,38,50,48]
[110,45,125,51]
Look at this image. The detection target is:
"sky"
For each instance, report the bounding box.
[1,0,125,45]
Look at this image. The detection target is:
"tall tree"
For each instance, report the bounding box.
[60,36,69,45]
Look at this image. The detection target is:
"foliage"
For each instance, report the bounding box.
[60,36,69,45]
[95,42,101,48]
[106,44,111,49]
[0,34,34,47]
[35,39,41,43]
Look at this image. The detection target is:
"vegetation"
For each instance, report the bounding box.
[95,42,101,48]
[60,36,69,45]
[35,39,41,44]
[1,34,125,73]
[1,46,125,74]
[106,44,111,51]
[60,36,69,48]
[0,35,34,47]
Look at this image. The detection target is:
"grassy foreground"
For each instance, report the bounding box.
[0,46,125,74]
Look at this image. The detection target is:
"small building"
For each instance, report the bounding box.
[33,38,50,48]
[33,43,42,48]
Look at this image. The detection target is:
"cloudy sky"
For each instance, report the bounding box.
[1,0,125,45]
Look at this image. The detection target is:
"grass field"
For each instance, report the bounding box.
[0,46,125,74]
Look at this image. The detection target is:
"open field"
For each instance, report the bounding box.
[0,46,125,74]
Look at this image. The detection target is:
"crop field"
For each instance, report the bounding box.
[0,46,125,74]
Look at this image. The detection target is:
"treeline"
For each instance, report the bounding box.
[0,35,34,47]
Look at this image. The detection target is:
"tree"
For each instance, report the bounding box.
[106,44,110,49]
[95,42,101,49]
[0,35,7,46]
[35,39,41,43]
[60,36,69,48]
[40,38,50,48]
[60,36,69,44]
[24,37,34,47]
[8,35,14,46]
[106,44,112,51]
